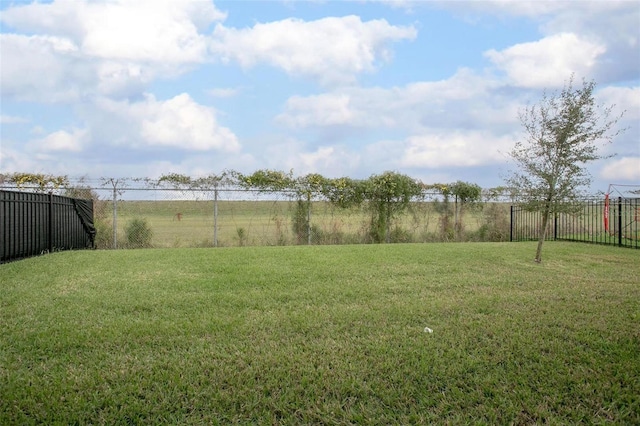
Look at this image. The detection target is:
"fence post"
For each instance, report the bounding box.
[618,197,623,247]
[48,191,54,253]
[112,185,118,249]
[553,213,558,241]
[213,186,218,247]
[306,193,311,245]
[510,205,514,242]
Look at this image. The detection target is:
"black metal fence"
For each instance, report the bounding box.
[1,190,96,262]
[510,197,639,249]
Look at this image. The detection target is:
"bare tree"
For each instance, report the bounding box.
[506,76,624,262]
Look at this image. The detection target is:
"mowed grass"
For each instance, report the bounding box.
[1,242,638,424]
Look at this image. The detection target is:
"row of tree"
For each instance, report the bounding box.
[229,170,484,244]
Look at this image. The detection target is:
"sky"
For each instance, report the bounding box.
[1,0,639,193]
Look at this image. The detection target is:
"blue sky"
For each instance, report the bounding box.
[1,0,638,192]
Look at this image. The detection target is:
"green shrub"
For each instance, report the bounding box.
[236,227,247,247]
[292,199,310,244]
[94,219,113,249]
[480,204,511,242]
[311,224,346,245]
[389,226,413,243]
[125,218,153,248]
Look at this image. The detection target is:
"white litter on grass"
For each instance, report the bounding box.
[423,326,433,333]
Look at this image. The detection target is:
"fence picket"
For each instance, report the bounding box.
[510,197,639,249]
[1,190,95,262]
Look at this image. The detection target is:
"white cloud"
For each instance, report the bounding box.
[1,0,635,188]
[0,115,29,124]
[1,93,243,176]
[297,146,355,174]
[378,0,415,10]
[0,32,150,101]
[273,69,528,172]
[0,34,90,102]
[1,0,226,64]
[449,1,571,18]
[399,130,514,168]
[485,33,606,88]
[210,15,416,85]
[95,61,153,98]
[33,128,89,152]
[139,95,239,152]
[537,1,638,44]
[397,1,637,86]
[436,1,632,27]
[207,87,240,98]
[597,86,640,121]
[80,1,219,63]
[600,157,640,181]
[30,126,46,136]
[263,140,361,177]
[0,145,36,174]
[278,94,357,127]
[0,0,227,100]
[0,0,86,40]
[277,69,516,133]
[96,93,240,152]
[1,128,90,175]
[1,2,416,102]
[402,68,495,101]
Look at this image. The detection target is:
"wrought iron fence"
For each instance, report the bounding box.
[510,197,639,249]
[1,190,96,262]
[1,183,514,250]
[5,182,636,253]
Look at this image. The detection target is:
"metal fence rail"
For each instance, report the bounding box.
[1,190,96,262]
[6,183,635,253]
[90,187,457,248]
[510,197,639,249]
[1,185,515,250]
[81,186,512,248]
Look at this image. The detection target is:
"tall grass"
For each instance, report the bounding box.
[94,199,511,248]
[1,242,638,424]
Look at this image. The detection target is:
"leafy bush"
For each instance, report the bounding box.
[389,226,413,243]
[292,199,310,244]
[480,204,511,242]
[235,227,247,247]
[312,224,347,245]
[125,218,153,248]
[94,219,113,249]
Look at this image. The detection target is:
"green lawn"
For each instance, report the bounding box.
[1,242,638,424]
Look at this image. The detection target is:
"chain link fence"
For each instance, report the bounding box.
[87,186,512,249]
[6,176,637,250]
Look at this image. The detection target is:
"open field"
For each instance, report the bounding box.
[95,199,509,248]
[93,195,638,249]
[1,242,638,424]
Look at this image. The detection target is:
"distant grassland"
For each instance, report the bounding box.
[94,199,508,248]
[1,242,638,424]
